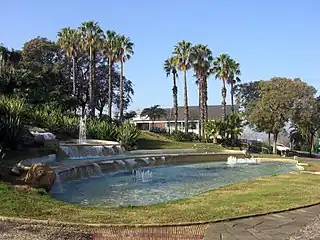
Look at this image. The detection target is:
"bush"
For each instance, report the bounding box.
[87,119,118,141]
[0,95,30,149]
[117,121,140,150]
[150,127,167,134]
[170,130,195,142]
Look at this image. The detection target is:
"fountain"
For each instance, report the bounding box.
[58,115,124,159]
[132,169,153,183]
[227,156,261,165]
[78,116,87,144]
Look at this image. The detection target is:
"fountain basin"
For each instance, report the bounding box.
[50,160,297,207]
[59,139,124,159]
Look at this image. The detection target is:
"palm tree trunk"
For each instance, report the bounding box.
[199,79,205,140]
[108,59,113,118]
[72,56,76,96]
[173,74,178,132]
[183,70,189,134]
[119,60,124,122]
[230,80,234,113]
[198,83,202,140]
[221,79,227,120]
[89,45,95,117]
[204,78,208,123]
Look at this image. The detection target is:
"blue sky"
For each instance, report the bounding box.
[1,0,320,111]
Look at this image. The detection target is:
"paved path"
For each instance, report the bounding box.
[2,204,320,239]
[204,204,320,240]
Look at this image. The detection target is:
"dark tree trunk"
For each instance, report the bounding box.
[119,60,124,122]
[268,132,271,147]
[72,56,76,96]
[108,59,113,118]
[273,132,278,155]
[204,78,208,123]
[172,73,178,132]
[89,45,95,117]
[183,70,189,133]
[198,84,202,140]
[199,79,204,140]
[99,108,103,118]
[221,79,227,120]
[230,80,234,113]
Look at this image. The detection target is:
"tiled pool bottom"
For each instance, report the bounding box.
[50,161,297,207]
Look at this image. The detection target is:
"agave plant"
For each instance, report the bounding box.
[0,95,30,149]
[116,121,140,150]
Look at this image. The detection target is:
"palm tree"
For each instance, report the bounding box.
[117,35,134,122]
[164,57,179,131]
[103,30,120,118]
[190,44,213,138]
[172,41,192,133]
[79,21,104,117]
[211,54,232,120]
[140,105,167,130]
[227,59,241,113]
[57,27,81,96]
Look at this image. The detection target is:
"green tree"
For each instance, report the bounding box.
[117,35,134,122]
[291,97,320,155]
[190,44,213,138]
[103,30,120,118]
[246,77,315,154]
[211,54,232,120]
[172,40,192,133]
[164,57,178,131]
[227,58,241,113]
[57,27,81,96]
[79,21,104,117]
[140,105,167,130]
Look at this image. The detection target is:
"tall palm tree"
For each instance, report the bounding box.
[79,21,104,117]
[164,57,179,131]
[172,40,192,134]
[103,30,120,118]
[190,44,213,138]
[211,54,232,120]
[117,35,134,122]
[227,59,241,113]
[57,27,81,96]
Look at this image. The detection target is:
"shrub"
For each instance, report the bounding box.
[87,120,118,141]
[0,95,30,149]
[170,130,194,142]
[117,121,140,150]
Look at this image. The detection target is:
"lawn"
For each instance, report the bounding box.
[1,171,320,225]
[136,131,224,150]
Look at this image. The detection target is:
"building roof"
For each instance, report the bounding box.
[157,105,234,121]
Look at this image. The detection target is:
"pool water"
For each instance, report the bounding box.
[50,161,297,207]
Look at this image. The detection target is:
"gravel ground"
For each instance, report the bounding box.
[0,221,93,240]
[290,215,320,240]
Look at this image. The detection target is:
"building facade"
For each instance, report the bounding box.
[131,105,233,135]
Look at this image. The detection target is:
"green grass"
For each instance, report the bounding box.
[136,131,223,150]
[1,172,320,224]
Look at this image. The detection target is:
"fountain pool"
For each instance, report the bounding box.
[50,161,297,207]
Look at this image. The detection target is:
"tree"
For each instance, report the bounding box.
[291,97,320,155]
[227,58,241,113]
[211,54,232,120]
[79,21,104,116]
[103,30,120,118]
[235,80,261,110]
[190,44,213,139]
[117,35,134,122]
[57,27,81,96]
[140,105,167,130]
[164,57,178,132]
[246,77,315,154]
[172,40,192,133]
